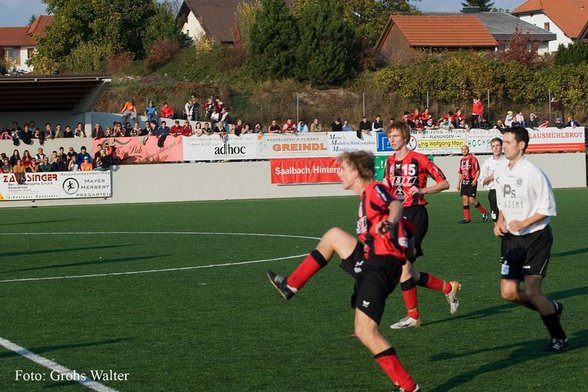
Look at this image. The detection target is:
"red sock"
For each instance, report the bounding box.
[375,348,417,391]
[287,250,327,290]
[463,205,471,221]
[475,202,488,214]
[418,272,450,294]
[400,279,419,320]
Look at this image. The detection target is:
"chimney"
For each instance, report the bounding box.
[462,6,481,14]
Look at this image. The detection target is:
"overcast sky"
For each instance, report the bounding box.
[0,0,525,27]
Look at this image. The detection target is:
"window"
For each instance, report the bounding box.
[5,48,20,65]
[544,22,550,31]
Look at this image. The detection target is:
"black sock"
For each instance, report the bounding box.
[541,313,566,340]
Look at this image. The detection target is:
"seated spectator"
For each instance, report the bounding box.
[156,121,170,147]
[92,123,105,139]
[9,149,21,166]
[54,123,64,138]
[193,122,203,136]
[478,117,490,129]
[310,118,322,132]
[160,102,175,119]
[12,159,26,183]
[538,119,550,127]
[44,122,54,140]
[77,146,92,165]
[203,122,213,135]
[58,147,67,162]
[22,149,33,167]
[282,118,297,133]
[331,118,343,132]
[210,109,220,130]
[74,122,87,137]
[513,111,525,127]
[130,121,143,136]
[420,108,432,122]
[51,156,67,172]
[494,119,507,130]
[67,147,78,163]
[566,116,580,127]
[253,123,263,133]
[528,113,539,128]
[457,119,469,130]
[63,125,74,138]
[182,120,193,136]
[297,119,309,133]
[0,127,12,139]
[371,115,384,132]
[145,100,158,123]
[1,157,11,173]
[400,111,411,124]
[170,120,183,136]
[120,98,138,124]
[438,115,454,130]
[242,123,252,134]
[267,120,281,133]
[452,109,465,128]
[38,157,51,172]
[554,117,565,129]
[123,122,133,136]
[28,158,38,173]
[424,118,437,130]
[342,119,353,132]
[80,157,93,171]
[94,144,103,162]
[504,111,514,127]
[67,155,79,171]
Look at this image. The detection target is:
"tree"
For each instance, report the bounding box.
[33,0,157,73]
[295,0,358,85]
[236,0,262,49]
[496,27,539,66]
[249,0,298,79]
[461,0,495,12]
[554,41,588,65]
[143,2,188,53]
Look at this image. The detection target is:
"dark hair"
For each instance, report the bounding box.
[490,137,502,145]
[502,126,529,151]
[337,151,374,181]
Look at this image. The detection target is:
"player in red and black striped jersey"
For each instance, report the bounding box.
[457,145,489,224]
[384,121,461,329]
[267,150,420,392]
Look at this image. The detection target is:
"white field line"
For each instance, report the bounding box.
[0,337,117,392]
[0,231,319,284]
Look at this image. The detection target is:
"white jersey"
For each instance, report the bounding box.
[494,156,556,236]
[480,155,508,190]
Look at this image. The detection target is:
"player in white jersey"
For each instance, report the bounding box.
[480,137,508,221]
[493,126,568,353]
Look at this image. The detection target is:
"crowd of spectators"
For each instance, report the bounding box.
[0,145,116,175]
[0,121,87,146]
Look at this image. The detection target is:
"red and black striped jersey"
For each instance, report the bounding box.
[458,154,480,182]
[383,151,446,207]
[357,182,414,261]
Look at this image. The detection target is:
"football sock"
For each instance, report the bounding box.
[541,313,567,340]
[287,250,328,290]
[475,202,488,214]
[463,205,471,221]
[416,272,450,294]
[375,348,417,391]
[400,279,419,320]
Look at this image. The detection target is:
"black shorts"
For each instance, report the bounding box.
[488,189,499,222]
[460,180,478,197]
[403,205,428,261]
[340,242,403,324]
[500,226,553,281]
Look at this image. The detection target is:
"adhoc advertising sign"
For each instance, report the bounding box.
[259,133,330,159]
[183,134,258,161]
[271,157,341,184]
[0,171,112,201]
[93,136,183,164]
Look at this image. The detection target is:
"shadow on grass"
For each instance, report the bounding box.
[0,243,136,259]
[428,329,588,392]
[0,219,71,226]
[425,285,588,326]
[0,337,132,360]
[552,247,588,258]
[3,254,172,273]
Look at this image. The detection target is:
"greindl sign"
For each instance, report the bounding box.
[271,143,327,152]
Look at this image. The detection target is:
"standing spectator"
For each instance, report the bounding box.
[209,109,220,131]
[471,98,483,128]
[204,96,215,120]
[331,118,343,132]
[551,96,562,120]
[480,138,508,222]
[493,126,568,353]
[514,111,525,127]
[457,145,489,224]
[358,116,371,138]
[554,118,565,129]
[310,118,322,132]
[342,119,353,132]
[504,111,514,127]
[371,115,384,132]
[528,113,539,128]
[297,119,309,133]
[566,116,580,127]
[185,95,195,121]
[220,107,230,132]
[160,102,175,119]
[156,120,170,148]
[120,98,138,124]
[145,100,158,123]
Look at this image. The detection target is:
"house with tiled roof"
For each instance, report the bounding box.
[0,15,53,73]
[177,0,292,45]
[512,0,588,53]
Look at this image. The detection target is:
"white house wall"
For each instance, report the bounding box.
[518,14,573,53]
[181,11,206,43]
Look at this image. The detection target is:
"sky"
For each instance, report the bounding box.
[0,0,525,27]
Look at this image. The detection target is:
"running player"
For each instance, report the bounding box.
[384,121,460,329]
[480,137,507,222]
[267,151,420,392]
[494,126,568,353]
[457,145,489,224]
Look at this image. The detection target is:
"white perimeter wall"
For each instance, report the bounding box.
[0,152,584,208]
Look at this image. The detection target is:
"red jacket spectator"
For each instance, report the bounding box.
[170,121,183,136]
[160,102,175,119]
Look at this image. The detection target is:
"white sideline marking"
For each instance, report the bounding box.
[0,231,319,284]
[0,337,117,392]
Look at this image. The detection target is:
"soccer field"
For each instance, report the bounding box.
[0,189,586,391]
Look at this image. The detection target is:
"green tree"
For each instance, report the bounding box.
[249,0,298,79]
[461,0,495,12]
[554,41,588,65]
[236,0,262,48]
[295,0,358,85]
[33,0,157,73]
[143,1,187,52]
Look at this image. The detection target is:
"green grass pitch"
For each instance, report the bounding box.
[0,188,586,391]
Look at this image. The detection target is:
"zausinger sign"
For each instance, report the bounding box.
[0,171,112,201]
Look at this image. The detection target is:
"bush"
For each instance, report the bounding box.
[145,38,181,70]
[107,52,135,75]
